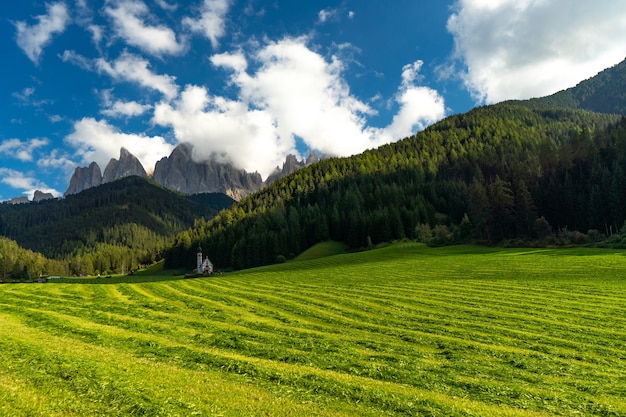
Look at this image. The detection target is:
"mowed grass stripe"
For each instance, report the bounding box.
[0,306,547,416]
[175,269,626,373]
[156,284,623,385]
[196,276,626,363]
[0,312,381,417]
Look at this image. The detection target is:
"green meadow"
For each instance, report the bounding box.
[1,243,626,416]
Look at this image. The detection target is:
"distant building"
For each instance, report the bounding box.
[197,245,203,274]
[196,245,213,275]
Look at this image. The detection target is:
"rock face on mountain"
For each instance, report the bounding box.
[153,143,264,201]
[33,190,54,202]
[9,196,30,205]
[64,144,322,200]
[65,162,103,196]
[265,150,320,184]
[103,147,147,183]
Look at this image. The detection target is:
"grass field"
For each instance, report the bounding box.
[1,243,626,416]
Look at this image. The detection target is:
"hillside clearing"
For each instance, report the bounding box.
[1,244,625,416]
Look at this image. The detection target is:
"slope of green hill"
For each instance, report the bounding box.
[165,59,626,271]
[514,58,626,114]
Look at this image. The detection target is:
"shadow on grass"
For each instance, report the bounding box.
[49,260,198,284]
[49,275,193,284]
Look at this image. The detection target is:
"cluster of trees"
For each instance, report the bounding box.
[0,237,68,281]
[165,104,626,270]
[0,176,234,277]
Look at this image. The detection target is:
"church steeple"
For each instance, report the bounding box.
[197,245,203,274]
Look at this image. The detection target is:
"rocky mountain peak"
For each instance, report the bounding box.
[33,190,54,202]
[102,147,147,183]
[306,150,320,166]
[65,162,103,196]
[153,143,264,201]
[265,151,321,185]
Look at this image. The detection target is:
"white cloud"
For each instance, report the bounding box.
[318,8,338,24]
[155,38,446,178]
[105,0,186,56]
[211,51,247,73]
[60,50,93,70]
[88,24,104,46]
[101,100,151,118]
[12,86,51,108]
[14,2,69,64]
[65,118,175,174]
[154,85,284,176]
[155,0,178,11]
[448,0,626,103]
[381,61,446,140]
[0,168,60,199]
[12,87,36,104]
[384,85,446,141]
[96,52,179,99]
[183,0,231,49]
[100,89,151,117]
[400,60,424,86]
[38,149,76,174]
[0,138,49,162]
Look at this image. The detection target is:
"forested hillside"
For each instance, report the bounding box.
[514,59,626,114]
[0,176,234,278]
[166,104,625,270]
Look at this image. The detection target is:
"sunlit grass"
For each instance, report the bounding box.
[1,243,626,415]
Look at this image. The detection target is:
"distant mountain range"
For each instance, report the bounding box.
[64,143,321,201]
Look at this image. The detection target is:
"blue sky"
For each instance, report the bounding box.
[1,0,625,201]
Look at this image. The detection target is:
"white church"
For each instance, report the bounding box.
[196,245,213,275]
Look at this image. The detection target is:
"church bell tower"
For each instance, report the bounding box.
[197,245,203,274]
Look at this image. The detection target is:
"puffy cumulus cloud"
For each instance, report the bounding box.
[210,51,247,73]
[14,2,69,64]
[183,0,231,49]
[154,38,446,178]
[101,100,151,118]
[0,168,60,199]
[105,0,186,56]
[65,117,174,173]
[384,61,446,141]
[38,149,77,174]
[100,90,151,117]
[448,0,626,103]
[154,85,285,176]
[0,138,49,162]
[96,52,179,99]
